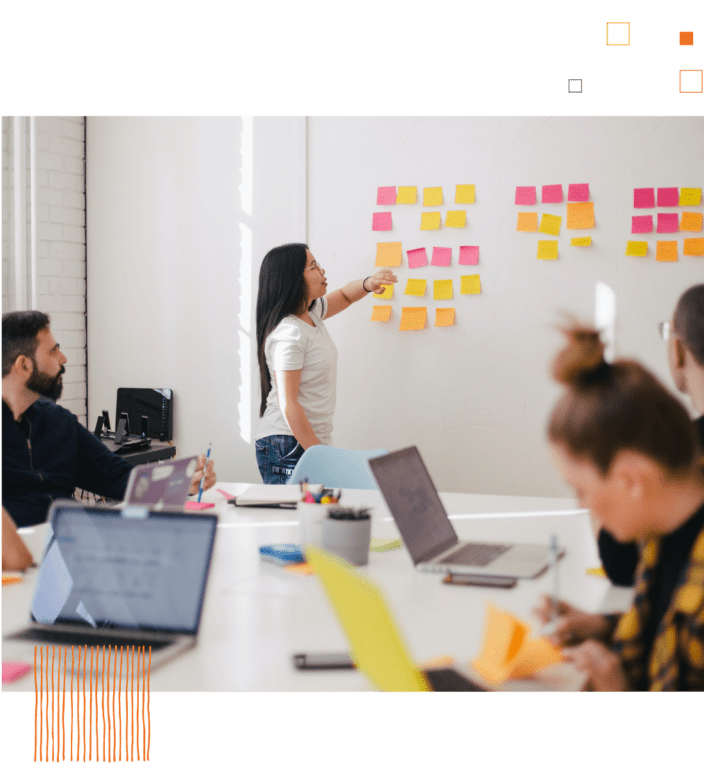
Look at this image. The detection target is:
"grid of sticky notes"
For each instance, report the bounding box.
[516,183,594,260]
[627,186,703,261]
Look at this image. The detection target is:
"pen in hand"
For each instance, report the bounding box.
[197,443,212,503]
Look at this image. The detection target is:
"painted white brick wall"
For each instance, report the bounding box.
[1,117,87,424]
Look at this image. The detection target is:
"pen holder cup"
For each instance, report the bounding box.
[298,501,336,548]
[320,516,372,566]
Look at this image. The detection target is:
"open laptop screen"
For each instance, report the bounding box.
[31,504,217,635]
[368,447,459,564]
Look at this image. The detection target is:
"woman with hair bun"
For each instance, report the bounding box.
[534,323,704,690]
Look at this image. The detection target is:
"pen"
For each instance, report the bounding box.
[197,442,211,503]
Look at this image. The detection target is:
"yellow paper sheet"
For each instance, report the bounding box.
[375,283,394,299]
[510,637,564,679]
[566,202,595,229]
[571,237,592,246]
[375,241,403,266]
[460,275,481,295]
[683,238,704,256]
[445,210,466,228]
[423,187,443,206]
[656,241,678,262]
[679,187,702,206]
[404,279,426,297]
[433,280,453,300]
[625,240,648,256]
[396,186,417,204]
[435,308,455,327]
[370,305,392,322]
[369,537,401,552]
[537,240,558,260]
[538,213,562,236]
[455,184,475,204]
[399,307,427,331]
[516,212,538,232]
[681,212,703,232]
[421,212,441,230]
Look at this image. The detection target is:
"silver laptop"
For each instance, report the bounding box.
[5,501,217,674]
[368,447,557,578]
[122,454,198,508]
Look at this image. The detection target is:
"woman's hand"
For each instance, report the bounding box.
[533,595,613,646]
[367,269,397,294]
[562,640,629,691]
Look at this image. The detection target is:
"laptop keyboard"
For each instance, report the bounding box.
[6,626,171,651]
[439,542,511,567]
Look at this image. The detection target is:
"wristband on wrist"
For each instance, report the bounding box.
[363,276,373,292]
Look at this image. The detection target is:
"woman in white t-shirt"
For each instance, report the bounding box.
[255,243,396,483]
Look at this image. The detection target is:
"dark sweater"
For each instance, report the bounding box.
[2,399,131,527]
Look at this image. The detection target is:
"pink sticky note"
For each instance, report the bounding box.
[657,213,679,233]
[568,183,589,202]
[373,212,392,231]
[431,247,452,266]
[657,187,679,207]
[216,488,236,500]
[515,186,536,205]
[3,661,32,684]
[407,247,428,268]
[377,186,397,205]
[184,501,215,511]
[634,188,655,208]
[459,246,479,265]
[541,185,563,203]
[632,215,653,234]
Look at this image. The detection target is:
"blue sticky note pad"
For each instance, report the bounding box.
[259,544,305,565]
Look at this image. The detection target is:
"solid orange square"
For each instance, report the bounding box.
[435,308,455,327]
[681,212,703,232]
[683,238,704,256]
[516,212,538,232]
[656,241,678,262]
[399,307,427,331]
[567,202,595,229]
[371,305,392,322]
[375,241,403,267]
[680,32,693,45]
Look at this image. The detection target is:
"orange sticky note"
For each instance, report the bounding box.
[435,308,455,327]
[421,212,441,230]
[371,305,392,322]
[423,187,443,206]
[455,184,475,204]
[516,212,538,232]
[445,210,466,228]
[656,241,678,262]
[683,238,704,256]
[460,275,481,294]
[2,575,24,586]
[566,202,595,229]
[399,307,427,330]
[375,241,403,267]
[433,280,453,300]
[625,241,648,256]
[285,563,315,575]
[375,283,394,299]
[396,186,417,204]
[681,212,703,232]
[537,240,558,260]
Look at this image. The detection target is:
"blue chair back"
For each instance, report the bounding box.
[287,445,388,490]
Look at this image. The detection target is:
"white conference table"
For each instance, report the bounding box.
[3,484,634,692]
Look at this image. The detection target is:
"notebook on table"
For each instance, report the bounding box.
[368,446,559,579]
[4,501,217,675]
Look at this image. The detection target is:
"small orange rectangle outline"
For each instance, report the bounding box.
[680,70,704,93]
[606,22,630,45]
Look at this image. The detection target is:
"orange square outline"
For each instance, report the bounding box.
[680,70,704,94]
[606,22,630,46]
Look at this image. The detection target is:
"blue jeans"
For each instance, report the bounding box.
[255,435,304,484]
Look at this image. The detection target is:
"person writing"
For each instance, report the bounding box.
[534,324,704,690]
[2,310,216,527]
[255,243,396,483]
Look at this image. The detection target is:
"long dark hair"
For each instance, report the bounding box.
[256,243,316,417]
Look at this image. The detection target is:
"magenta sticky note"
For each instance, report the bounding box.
[634,188,655,208]
[657,213,679,233]
[632,215,653,234]
[568,183,589,202]
[184,501,215,511]
[541,185,563,203]
[373,212,392,231]
[3,661,32,684]
[459,246,479,265]
[515,186,536,205]
[216,488,235,500]
[657,187,679,207]
[407,247,428,268]
[377,186,397,205]
[431,247,452,267]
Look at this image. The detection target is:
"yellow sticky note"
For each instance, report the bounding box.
[509,637,565,679]
[433,280,453,300]
[516,212,538,232]
[455,184,475,204]
[399,307,427,330]
[396,186,417,204]
[370,304,392,322]
[538,213,562,236]
[566,202,595,229]
[586,566,607,578]
[375,241,403,267]
[421,212,441,230]
[460,275,481,295]
[435,308,455,327]
[537,240,558,260]
[423,187,443,206]
[571,237,592,246]
[625,241,648,256]
[445,210,466,228]
[375,283,394,299]
[679,187,702,206]
[404,279,426,297]
[369,537,401,552]
[683,238,704,256]
[681,211,703,232]
[656,241,678,262]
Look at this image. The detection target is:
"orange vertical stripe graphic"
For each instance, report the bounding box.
[83,645,87,762]
[147,647,151,761]
[34,646,38,763]
[142,647,146,761]
[45,645,49,763]
[77,646,82,762]
[102,645,106,762]
[51,645,55,762]
[89,646,94,762]
[119,647,123,762]
[131,645,135,762]
[113,646,117,762]
[56,644,60,760]
[63,646,67,761]
[95,648,99,763]
[71,647,75,762]
[38,646,43,763]
[107,646,111,763]
[136,646,140,761]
